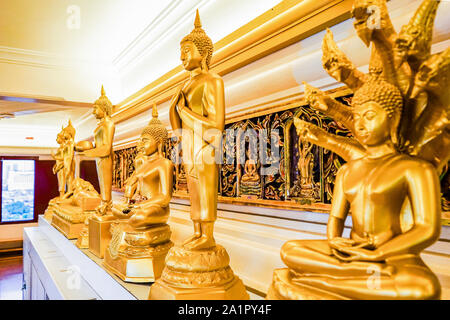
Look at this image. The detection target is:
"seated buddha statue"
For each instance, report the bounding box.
[268,0,446,300]
[103,105,174,283]
[51,177,101,238]
[269,77,442,300]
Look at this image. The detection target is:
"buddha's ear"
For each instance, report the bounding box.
[158,141,164,155]
[201,55,208,71]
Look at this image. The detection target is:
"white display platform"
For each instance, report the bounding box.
[23,215,149,300]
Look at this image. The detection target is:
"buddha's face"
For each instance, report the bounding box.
[180,40,203,71]
[56,133,63,144]
[353,101,391,146]
[92,104,104,119]
[138,134,158,156]
[63,132,72,141]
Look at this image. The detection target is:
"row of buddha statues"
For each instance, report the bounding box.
[44,0,449,300]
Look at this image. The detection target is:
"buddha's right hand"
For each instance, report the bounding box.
[329,237,356,249]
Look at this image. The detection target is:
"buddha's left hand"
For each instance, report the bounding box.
[333,246,383,262]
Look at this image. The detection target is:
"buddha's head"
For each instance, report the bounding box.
[352,78,403,147]
[137,104,168,157]
[63,120,76,141]
[56,127,64,144]
[180,9,213,72]
[93,85,113,119]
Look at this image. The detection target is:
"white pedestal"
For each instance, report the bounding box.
[23,215,149,300]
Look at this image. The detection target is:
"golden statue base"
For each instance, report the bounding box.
[103,223,173,283]
[75,225,89,249]
[149,245,249,300]
[51,207,89,239]
[88,215,116,258]
[149,275,248,300]
[266,269,346,300]
[44,201,56,223]
[103,246,170,283]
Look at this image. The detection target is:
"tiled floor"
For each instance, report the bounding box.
[0,256,23,300]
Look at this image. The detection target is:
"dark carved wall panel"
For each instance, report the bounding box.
[112,93,449,213]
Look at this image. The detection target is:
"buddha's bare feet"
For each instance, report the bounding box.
[182,234,201,247]
[184,235,216,251]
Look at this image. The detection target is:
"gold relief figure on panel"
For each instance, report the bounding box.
[165,135,178,192]
[286,107,322,203]
[220,127,238,197]
[238,122,262,198]
[268,0,448,300]
[262,111,289,201]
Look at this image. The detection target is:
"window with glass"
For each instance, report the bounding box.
[1,159,35,223]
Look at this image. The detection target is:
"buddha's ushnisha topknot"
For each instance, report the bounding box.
[94,85,113,116]
[64,119,76,138]
[352,77,404,118]
[181,9,213,69]
[141,103,168,145]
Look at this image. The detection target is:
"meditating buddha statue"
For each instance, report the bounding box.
[75,85,116,257]
[103,105,174,282]
[50,122,102,239]
[150,10,248,300]
[267,0,448,300]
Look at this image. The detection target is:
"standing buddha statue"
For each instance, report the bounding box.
[150,10,248,300]
[44,121,75,222]
[75,85,116,258]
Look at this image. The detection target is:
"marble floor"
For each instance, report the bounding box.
[0,255,23,300]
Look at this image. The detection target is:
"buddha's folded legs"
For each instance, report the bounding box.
[128,204,169,229]
[281,240,391,277]
[281,240,441,299]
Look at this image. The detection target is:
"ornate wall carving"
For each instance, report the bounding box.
[113,94,449,213]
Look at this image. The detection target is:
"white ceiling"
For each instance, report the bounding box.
[0,0,282,148]
[0,0,169,63]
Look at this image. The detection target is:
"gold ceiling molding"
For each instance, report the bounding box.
[112,0,353,125]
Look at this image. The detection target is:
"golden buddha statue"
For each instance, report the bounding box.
[52,128,66,197]
[50,122,102,239]
[150,10,248,300]
[103,105,174,282]
[75,86,116,257]
[267,0,448,300]
[44,121,76,222]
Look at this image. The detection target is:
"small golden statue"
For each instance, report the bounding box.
[103,104,174,282]
[75,86,116,257]
[267,0,448,300]
[150,10,249,300]
[49,122,102,238]
[44,122,74,222]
